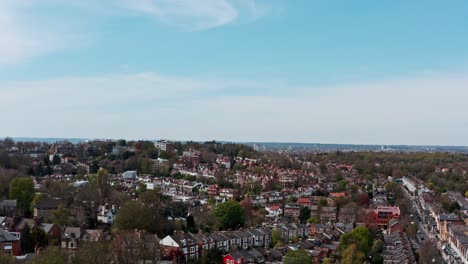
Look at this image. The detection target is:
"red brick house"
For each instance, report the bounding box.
[389,219,405,234]
[0,229,20,256]
[297,197,312,207]
[208,184,220,196]
[224,254,241,264]
[373,206,400,229]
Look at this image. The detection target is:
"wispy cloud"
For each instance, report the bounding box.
[0,0,81,66]
[118,0,268,30]
[1,71,467,145]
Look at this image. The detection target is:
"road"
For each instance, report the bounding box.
[403,189,451,263]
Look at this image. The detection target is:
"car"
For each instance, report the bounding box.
[417,230,421,234]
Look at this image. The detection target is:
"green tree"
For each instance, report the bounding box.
[299,206,310,224]
[51,205,71,226]
[31,227,48,249]
[31,246,68,264]
[272,228,283,247]
[337,180,347,191]
[71,242,111,264]
[406,223,418,239]
[0,253,15,264]
[213,200,244,230]
[186,215,197,233]
[52,155,61,165]
[201,248,224,264]
[465,191,468,199]
[341,244,366,264]
[307,217,319,224]
[318,198,328,207]
[284,249,311,264]
[340,226,373,254]
[9,177,34,214]
[96,168,110,200]
[20,224,34,254]
[114,200,153,232]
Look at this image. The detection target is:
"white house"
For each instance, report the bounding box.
[265,205,283,218]
[97,204,116,224]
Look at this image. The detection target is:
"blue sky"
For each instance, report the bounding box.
[1,0,468,145]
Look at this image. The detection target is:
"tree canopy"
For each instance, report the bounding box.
[213,200,244,230]
[284,249,311,264]
[9,177,34,214]
[340,226,373,257]
[114,200,153,232]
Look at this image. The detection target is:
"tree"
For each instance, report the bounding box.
[406,223,418,239]
[114,200,153,232]
[272,228,283,247]
[465,191,468,199]
[418,241,443,264]
[51,205,71,226]
[337,180,347,191]
[20,224,34,254]
[341,244,365,264]
[31,227,48,249]
[186,215,197,233]
[318,198,328,207]
[0,252,15,264]
[71,242,111,264]
[299,206,311,224]
[9,177,34,215]
[284,249,311,264]
[200,248,224,264]
[96,168,110,200]
[52,155,61,165]
[30,246,68,264]
[307,217,319,224]
[340,226,373,255]
[213,200,244,230]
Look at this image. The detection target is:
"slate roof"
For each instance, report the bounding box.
[0,228,19,242]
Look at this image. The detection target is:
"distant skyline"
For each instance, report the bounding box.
[1,0,468,145]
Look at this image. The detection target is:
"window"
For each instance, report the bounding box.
[70,242,76,249]
[190,246,196,253]
[4,243,12,249]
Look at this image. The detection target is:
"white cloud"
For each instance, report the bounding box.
[0,71,467,145]
[118,0,267,30]
[0,0,78,66]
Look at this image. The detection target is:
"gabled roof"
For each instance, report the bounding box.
[34,198,63,210]
[0,229,19,242]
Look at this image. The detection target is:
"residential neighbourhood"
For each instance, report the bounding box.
[1,138,468,264]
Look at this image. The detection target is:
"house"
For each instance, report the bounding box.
[0,228,20,256]
[33,198,63,221]
[115,230,160,263]
[122,170,138,180]
[372,206,400,229]
[0,200,17,216]
[207,184,221,196]
[382,232,416,263]
[61,226,83,250]
[388,219,405,234]
[97,204,116,224]
[155,140,175,153]
[284,204,301,219]
[446,225,468,263]
[297,198,312,207]
[160,232,199,260]
[224,250,256,264]
[265,205,282,218]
